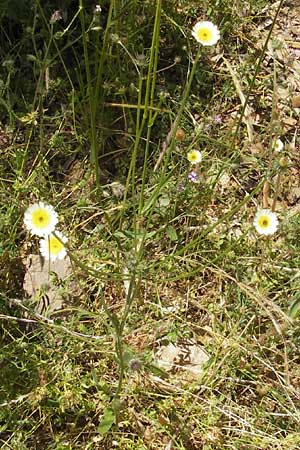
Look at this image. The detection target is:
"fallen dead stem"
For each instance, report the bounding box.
[223,56,255,143]
[3,296,109,342]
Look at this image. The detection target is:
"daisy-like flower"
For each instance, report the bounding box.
[253,209,279,236]
[192,21,220,46]
[272,138,284,153]
[187,149,202,164]
[39,231,68,261]
[24,202,58,237]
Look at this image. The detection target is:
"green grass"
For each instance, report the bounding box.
[1,0,300,449]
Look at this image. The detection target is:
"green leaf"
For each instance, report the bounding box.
[158,195,170,208]
[97,408,115,435]
[166,225,178,242]
[288,297,300,319]
[27,54,37,63]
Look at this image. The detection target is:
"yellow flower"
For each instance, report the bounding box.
[187,149,202,164]
[39,232,68,261]
[253,209,278,236]
[192,21,220,46]
[24,202,58,237]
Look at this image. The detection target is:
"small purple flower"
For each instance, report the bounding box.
[188,171,198,183]
[212,114,222,123]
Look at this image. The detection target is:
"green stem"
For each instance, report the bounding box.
[154,46,202,172]
[134,48,203,255]
[169,48,202,147]
[138,1,161,216]
[94,1,114,107]
[120,0,161,228]
[79,0,99,187]
[114,332,125,398]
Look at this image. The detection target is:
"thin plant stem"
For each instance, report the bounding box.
[79,0,115,188]
[120,0,161,228]
[134,49,202,253]
[153,171,274,268]
[211,0,285,190]
[154,46,202,172]
[94,1,114,113]
[231,0,285,145]
[111,0,163,389]
[138,3,161,216]
[79,1,99,186]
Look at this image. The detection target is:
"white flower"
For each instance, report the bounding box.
[24,202,58,237]
[39,231,68,261]
[253,209,279,236]
[187,149,202,164]
[192,21,220,46]
[273,138,284,153]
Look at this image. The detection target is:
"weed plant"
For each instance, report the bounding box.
[1,0,300,449]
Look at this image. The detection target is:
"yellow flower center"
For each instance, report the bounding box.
[32,209,50,229]
[47,235,65,255]
[188,150,201,163]
[258,216,270,229]
[197,27,213,43]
